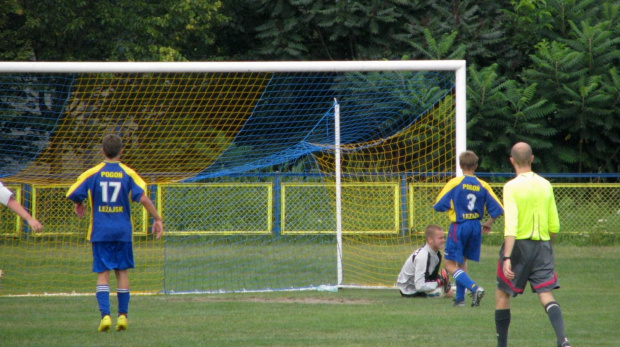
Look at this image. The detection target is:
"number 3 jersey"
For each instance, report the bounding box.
[433,174,503,223]
[66,161,146,242]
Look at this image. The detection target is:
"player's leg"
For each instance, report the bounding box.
[96,270,112,332]
[115,242,134,331]
[444,259,465,305]
[450,223,483,305]
[92,242,113,331]
[115,269,130,316]
[443,224,469,305]
[494,288,511,347]
[495,240,531,347]
[462,222,485,306]
[115,269,130,331]
[538,292,570,347]
[531,241,569,347]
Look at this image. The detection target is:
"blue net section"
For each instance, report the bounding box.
[0,67,457,295]
[195,71,453,179]
[0,74,73,177]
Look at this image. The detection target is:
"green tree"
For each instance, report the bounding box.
[249,0,422,60]
[1,0,226,61]
[406,29,466,60]
[407,0,506,68]
[467,64,557,172]
[524,19,620,173]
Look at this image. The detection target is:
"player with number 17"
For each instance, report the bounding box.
[66,134,163,332]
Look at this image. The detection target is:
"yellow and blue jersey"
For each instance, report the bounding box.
[66,161,146,242]
[433,174,503,223]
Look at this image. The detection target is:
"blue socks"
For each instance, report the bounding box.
[453,269,478,301]
[117,288,130,316]
[96,285,130,317]
[96,285,110,317]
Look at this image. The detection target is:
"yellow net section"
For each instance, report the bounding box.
[314,93,455,287]
[0,68,459,294]
[8,72,270,185]
[0,72,270,295]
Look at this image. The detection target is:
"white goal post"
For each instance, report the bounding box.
[0,60,466,294]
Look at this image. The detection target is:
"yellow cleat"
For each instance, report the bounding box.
[98,315,112,332]
[116,315,128,331]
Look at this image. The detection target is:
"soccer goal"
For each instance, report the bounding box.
[0,60,465,295]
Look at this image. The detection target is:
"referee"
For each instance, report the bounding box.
[495,142,570,347]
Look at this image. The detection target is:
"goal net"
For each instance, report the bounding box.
[0,61,465,295]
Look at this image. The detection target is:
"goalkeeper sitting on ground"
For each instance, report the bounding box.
[396,225,453,298]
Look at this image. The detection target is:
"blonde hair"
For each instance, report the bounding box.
[425,225,443,240]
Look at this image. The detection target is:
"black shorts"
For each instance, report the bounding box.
[496,239,560,297]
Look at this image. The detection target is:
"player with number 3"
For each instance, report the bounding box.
[67,134,163,332]
[433,150,503,307]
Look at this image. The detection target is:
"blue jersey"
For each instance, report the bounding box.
[433,175,503,223]
[66,161,146,242]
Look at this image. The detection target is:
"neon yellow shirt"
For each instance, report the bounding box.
[503,172,560,240]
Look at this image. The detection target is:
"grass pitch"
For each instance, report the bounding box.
[0,245,618,346]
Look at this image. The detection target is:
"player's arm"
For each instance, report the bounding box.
[501,183,518,280]
[139,193,163,239]
[6,197,42,232]
[67,170,98,218]
[73,201,85,218]
[433,179,459,212]
[547,186,560,242]
[481,217,496,234]
[501,236,515,280]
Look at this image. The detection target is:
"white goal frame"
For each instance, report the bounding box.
[1,60,467,290]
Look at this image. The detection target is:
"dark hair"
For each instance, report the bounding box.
[102,134,122,159]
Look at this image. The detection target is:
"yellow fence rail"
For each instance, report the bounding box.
[1,182,619,236]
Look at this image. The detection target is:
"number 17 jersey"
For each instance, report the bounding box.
[66,161,146,242]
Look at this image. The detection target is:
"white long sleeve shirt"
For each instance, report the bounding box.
[396,244,441,295]
[0,181,13,206]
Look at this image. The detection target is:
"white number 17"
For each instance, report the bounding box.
[100,181,121,203]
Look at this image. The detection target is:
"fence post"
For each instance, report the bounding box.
[400,173,409,236]
[272,174,281,237]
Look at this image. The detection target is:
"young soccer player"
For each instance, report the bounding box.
[66,134,163,332]
[433,150,503,307]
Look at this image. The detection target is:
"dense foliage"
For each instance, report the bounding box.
[0,0,618,173]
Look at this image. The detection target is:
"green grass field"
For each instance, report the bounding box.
[1,245,618,346]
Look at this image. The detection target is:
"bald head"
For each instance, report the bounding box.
[510,142,533,167]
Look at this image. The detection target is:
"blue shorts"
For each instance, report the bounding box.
[92,242,134,273]
[444,221,482,264]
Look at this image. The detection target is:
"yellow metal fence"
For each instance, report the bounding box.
[1,183,619,236]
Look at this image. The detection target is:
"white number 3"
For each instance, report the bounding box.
[466,193,476,211]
